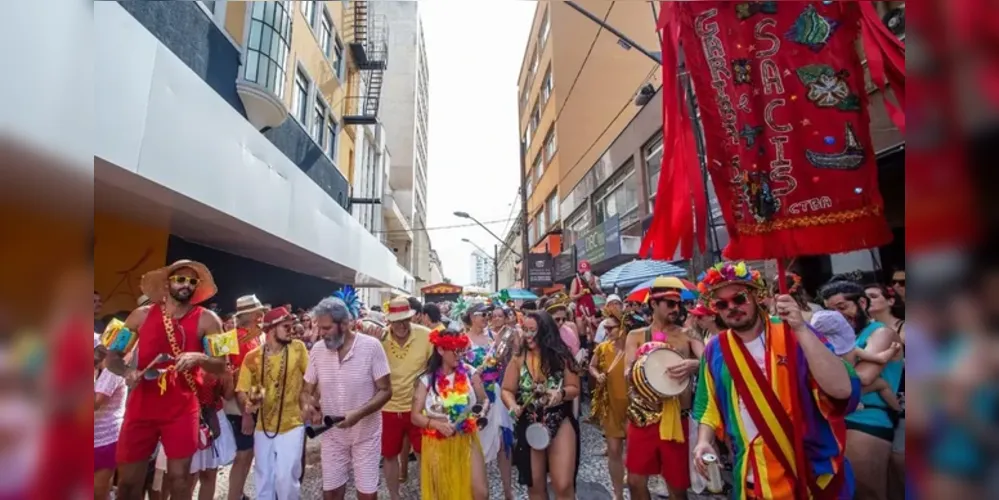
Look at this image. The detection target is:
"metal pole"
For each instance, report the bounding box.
[519,139,530,288]
[467,214,521,258]
[564,1,662,66]
[494,245,500,293]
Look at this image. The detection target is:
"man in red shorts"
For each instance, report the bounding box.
[623,282,704,500]
[103,260,226,500]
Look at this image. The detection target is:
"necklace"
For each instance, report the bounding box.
[259,344,289,439]
[387,334,411,361]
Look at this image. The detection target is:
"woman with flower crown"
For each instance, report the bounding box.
[411,326,489,500]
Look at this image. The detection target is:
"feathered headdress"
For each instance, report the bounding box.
[332,286,361,319]
[449,297,470,324]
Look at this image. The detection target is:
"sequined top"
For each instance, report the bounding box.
[464,332,503,404]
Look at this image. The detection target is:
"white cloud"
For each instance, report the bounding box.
[421,1,535,287]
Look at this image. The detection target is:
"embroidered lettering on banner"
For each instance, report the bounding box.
[696,9,739,146]
[788,196,833,215]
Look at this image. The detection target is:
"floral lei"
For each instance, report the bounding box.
[696,261,766,298]
[425,362,478,439]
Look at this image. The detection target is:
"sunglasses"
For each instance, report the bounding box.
[553,316,567,324]
[892,279,905,286]
[712,292,750,311]
[652,298,681,309]
[169,275,201,287]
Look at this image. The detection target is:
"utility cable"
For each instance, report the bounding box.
[370,217,517,234]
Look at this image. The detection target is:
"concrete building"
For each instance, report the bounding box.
[92,1,413,316]
[380,1,433,289]
[429,249,446,285]
[469,249,494,289]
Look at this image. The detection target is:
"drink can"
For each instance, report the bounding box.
[703,452,724,493]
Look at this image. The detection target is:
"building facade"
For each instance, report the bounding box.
[380,1,433,289]
[93,0,413,316]
[469,249,494,289]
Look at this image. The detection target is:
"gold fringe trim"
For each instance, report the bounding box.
[421,432,481,500]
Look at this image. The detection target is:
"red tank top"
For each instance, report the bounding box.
[126,304,204,420]
[229,327,261,370]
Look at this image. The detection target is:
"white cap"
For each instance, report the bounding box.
[607,294,623,305]
[810,310,856,356]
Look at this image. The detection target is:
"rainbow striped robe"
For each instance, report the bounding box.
[693,317,860,500]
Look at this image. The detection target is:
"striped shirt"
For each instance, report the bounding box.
[304,333,391,440]
[94,369,127,447]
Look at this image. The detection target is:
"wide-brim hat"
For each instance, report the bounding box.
[262,306,295,330]
[234,294,268,318]
[688,304,714,317]
[136,294,152,307]
[385,296,416,322]
[140,260,217,305]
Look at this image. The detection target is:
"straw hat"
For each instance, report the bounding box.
[140,260,217,305]
[261,306,296,330]
[136,294,152,307]
[234,294,267,318]
[385,296,416,322]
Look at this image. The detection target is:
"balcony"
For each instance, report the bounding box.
[236,1,292,130]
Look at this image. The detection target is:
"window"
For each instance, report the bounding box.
[320,11,332,58]
[540,67,553,106]
[539,8,551,48]
[301,1,315,26]
[528,219,537,245]
[594,162,640,227]
[244,1,292,98]
[533,153,543,181]
[565,207,590,246]
[332,37,345,80]
[313,97,327,145]
[529,104,540,138]
[327,118,339,158]
[543,127,557,162]
[520,89,529,110]
[538,211,547,236]
[524,121,533,151]
[199,1,217,13]
[644,134,664,210]
[293,68,310,123]
[531,48,539,76]
[525,174,534,198]
[546,192,559,226]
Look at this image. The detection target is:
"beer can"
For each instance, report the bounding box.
[703,453,724,493]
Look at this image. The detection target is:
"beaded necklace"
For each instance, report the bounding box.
[259,343,289,439]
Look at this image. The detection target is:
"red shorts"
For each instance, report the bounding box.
[625,420,692,490]
[381,411,422,458]
[116,409,200,464]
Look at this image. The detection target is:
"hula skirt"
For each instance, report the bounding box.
[421,431,482,500]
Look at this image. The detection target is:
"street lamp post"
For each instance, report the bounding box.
[454,211,521,258]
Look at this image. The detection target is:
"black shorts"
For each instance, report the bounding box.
[226,414,257,452]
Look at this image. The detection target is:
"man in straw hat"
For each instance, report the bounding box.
[692,261,860,500]
[380,295,433,499]
[103,260,227,500]
[235,306,309,500]
[225,294,267,500]
[300,295,391,500]
[622,276,704,500]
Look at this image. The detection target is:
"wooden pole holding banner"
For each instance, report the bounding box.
[776,259,789,295]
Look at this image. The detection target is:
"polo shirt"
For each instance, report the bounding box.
[381,324,433,413]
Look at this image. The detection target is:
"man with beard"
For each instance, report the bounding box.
[623,281,704,500]
[819,278,903,500]
[692,262,860,500]
[379,296,434,499]
[225,294,267,500]
[104,260,227,500]
[300,297,392,500]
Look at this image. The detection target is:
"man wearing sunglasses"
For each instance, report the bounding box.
[622,285,704,500]
[692,262,860,500]
[103,260,228,500]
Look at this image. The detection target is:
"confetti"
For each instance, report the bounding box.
[854,187,864,194]
[824,136,836,145]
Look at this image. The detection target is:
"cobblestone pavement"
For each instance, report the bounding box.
[207,404,724,499]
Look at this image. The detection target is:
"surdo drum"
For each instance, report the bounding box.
[631,345,689,399]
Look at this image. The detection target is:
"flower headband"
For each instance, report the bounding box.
[696,261,766,298]
[429,327,471,351]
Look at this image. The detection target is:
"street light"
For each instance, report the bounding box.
[453,211,521,258]
[461,238,499,292]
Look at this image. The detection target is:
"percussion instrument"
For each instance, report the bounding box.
[101,318,138,354]
[141,353,174,381]
[525,422,550,450]
[631,346,689,399]
[306,415,345,438]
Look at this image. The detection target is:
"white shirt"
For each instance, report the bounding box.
[739,335,767,483]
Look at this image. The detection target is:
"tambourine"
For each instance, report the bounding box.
[525,422,550,450]
[632,345,689,399]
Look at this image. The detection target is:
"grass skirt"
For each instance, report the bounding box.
[421,431,481,500]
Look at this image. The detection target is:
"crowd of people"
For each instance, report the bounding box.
[94,257,906,500]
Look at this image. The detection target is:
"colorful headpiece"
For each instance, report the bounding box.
[696,261,766,298]
[578,260,591,273]
[429,326,471,351]
[332,286,361,320]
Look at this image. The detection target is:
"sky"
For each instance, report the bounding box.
[420,1,536,287]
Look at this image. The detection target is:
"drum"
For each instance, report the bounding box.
[631,346,689,399]
[525,422,550,450]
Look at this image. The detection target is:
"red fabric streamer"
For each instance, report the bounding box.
[643,1,898,261]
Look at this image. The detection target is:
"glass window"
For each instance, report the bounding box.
[313,97,327,145]
[538,211,547,236]
[530,104,540,138]
[543,127,557,162]
[333,37,345,80]
[540,67,553,106]
[644,134,664,210]
[320,12,332,58]
[245,1,292,98]
[327,117,338,158]
[546,192,559,226]
[199,1,216,14]
[525,174,534,198]
[533,153,543,181]
[565,207,590,246]
[594,162,639,227]
[539,8,550,48]
[293,68,310,123]
[524,123,533,150]
[531,48,539,76]
[301,1,315,26]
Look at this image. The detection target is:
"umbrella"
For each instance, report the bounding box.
[625,276,697,303]
[502,288,538,301]
[600,260,688,289]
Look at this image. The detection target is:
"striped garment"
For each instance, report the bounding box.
[94,369,127,448]
[693,317,860,500]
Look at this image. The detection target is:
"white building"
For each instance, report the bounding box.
[381,1,432,289]
[469,249,494,289]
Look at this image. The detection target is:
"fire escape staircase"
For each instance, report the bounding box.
[344,1,388,126]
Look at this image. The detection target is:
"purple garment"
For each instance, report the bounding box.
[94,441,117,471]
[559,325,580,355]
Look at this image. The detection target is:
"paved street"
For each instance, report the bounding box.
[207,404,724,499]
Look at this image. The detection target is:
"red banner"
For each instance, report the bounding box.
[645,2,898,261]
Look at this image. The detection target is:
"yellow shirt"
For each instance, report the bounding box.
[236,340,309,435]
[381,324,433,412]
